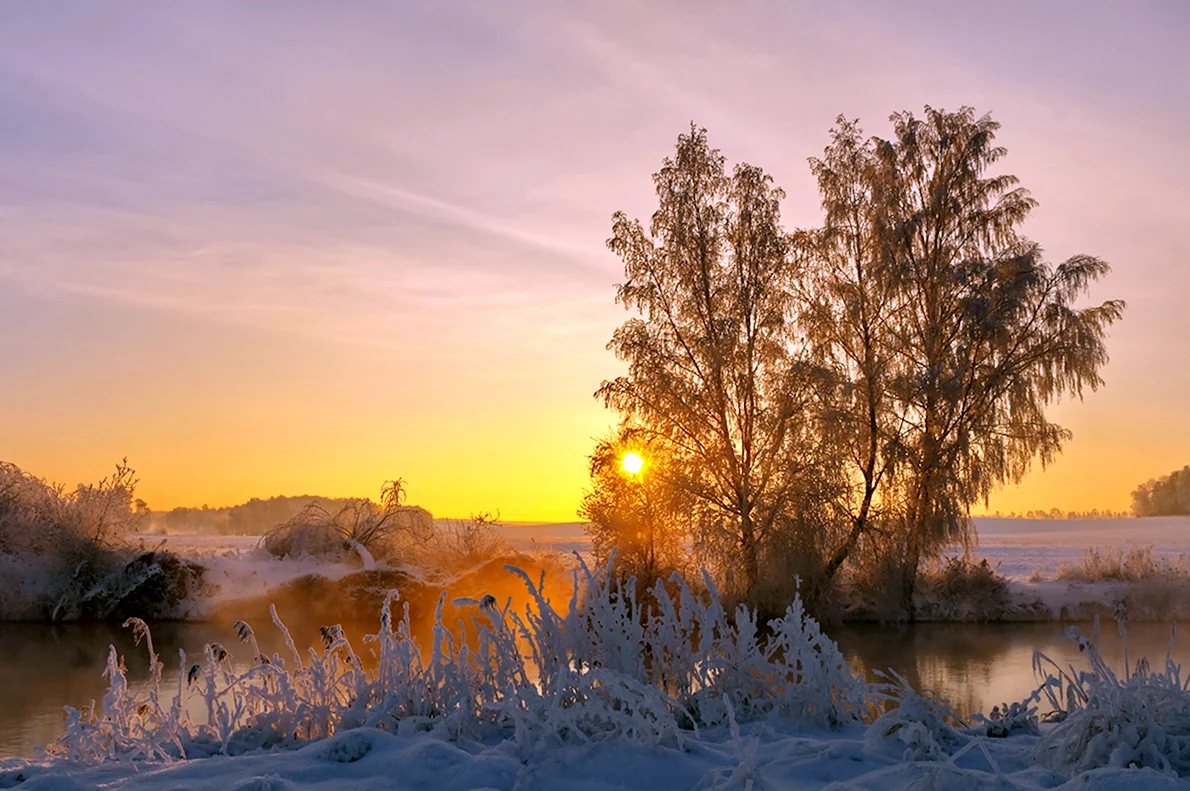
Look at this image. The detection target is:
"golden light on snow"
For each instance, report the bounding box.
[621,452,644,476]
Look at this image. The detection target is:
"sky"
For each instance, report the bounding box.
[1,1,1187,521]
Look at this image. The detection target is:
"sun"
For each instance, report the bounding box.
[621,451,644,476]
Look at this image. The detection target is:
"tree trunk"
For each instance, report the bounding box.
[740,512,759,595]
[899,537,921,621]
[899,474,935,620]
[823,481,877,582]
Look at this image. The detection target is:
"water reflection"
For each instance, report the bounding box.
[831,621,1189,719]
[0,559,570,759]
[0,616,398,759]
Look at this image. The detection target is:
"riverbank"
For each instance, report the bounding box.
[5,516,1190,626]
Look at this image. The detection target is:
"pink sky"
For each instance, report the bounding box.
[1,2,1186,519]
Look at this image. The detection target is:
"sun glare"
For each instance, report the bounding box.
[621,452,644,475]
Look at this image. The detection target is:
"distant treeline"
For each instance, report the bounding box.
[979,509,1131,520]
[144,495,365,536]
[1132,466,1190,517]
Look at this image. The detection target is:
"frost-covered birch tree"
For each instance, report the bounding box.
[804,107,1124,613]
[591,110,1122,616]
[596,126,820,596]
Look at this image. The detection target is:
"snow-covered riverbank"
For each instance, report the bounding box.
[147,516,1190,624]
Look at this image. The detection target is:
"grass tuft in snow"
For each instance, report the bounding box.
[1032,607,1190,777]
[1055,545,1190,584]
[50,555,1190,780]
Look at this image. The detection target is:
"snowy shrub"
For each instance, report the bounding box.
[0,460,142,554]
[1056,545,1190,584]
[57,550,208,622]
[510,555,868,730]
[421,512,510,572]
[1032,613,1190,777]
[970,699,1040,739]
[864,670,969,761]
[49,555,868,764]
[839,555,1018,622]
[0,460,175,621]
[861,670,1035,777]
[914,557,1014,621]
[1044,546,1190,621]
[258,481,433,566]
[259,514,351,562]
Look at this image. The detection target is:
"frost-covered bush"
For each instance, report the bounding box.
[839,554,1017,622]
[509,556,867,731]
[1056,545,1190,584]
[864,670,970,761]
[914,557,1014,621]
[0,460,140,558]
[259,512,352,562]
[971,699,1040,739]
[49,555,868,764]
[419,513,510,572]
[0,460,165,621]
[1032,614,1190,777]
[258,480,433,566]
[863,671,1041,774]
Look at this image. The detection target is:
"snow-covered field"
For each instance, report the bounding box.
[129,517,1190,631]
[970,517,1190,581]
[141,516,1190,587]
[494,516,1190,584]
[138,520,591,565]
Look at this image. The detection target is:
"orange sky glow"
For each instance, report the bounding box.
[1,2,1187,521]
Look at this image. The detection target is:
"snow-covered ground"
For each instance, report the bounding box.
[130,517,1190,627]
[137,520,593,559]
[6,722,1179,790]
[969,516,1190,581]
[492,521,591,556]
[141,515,1190,587]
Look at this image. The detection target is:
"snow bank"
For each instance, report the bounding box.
[7,721,1184,791]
